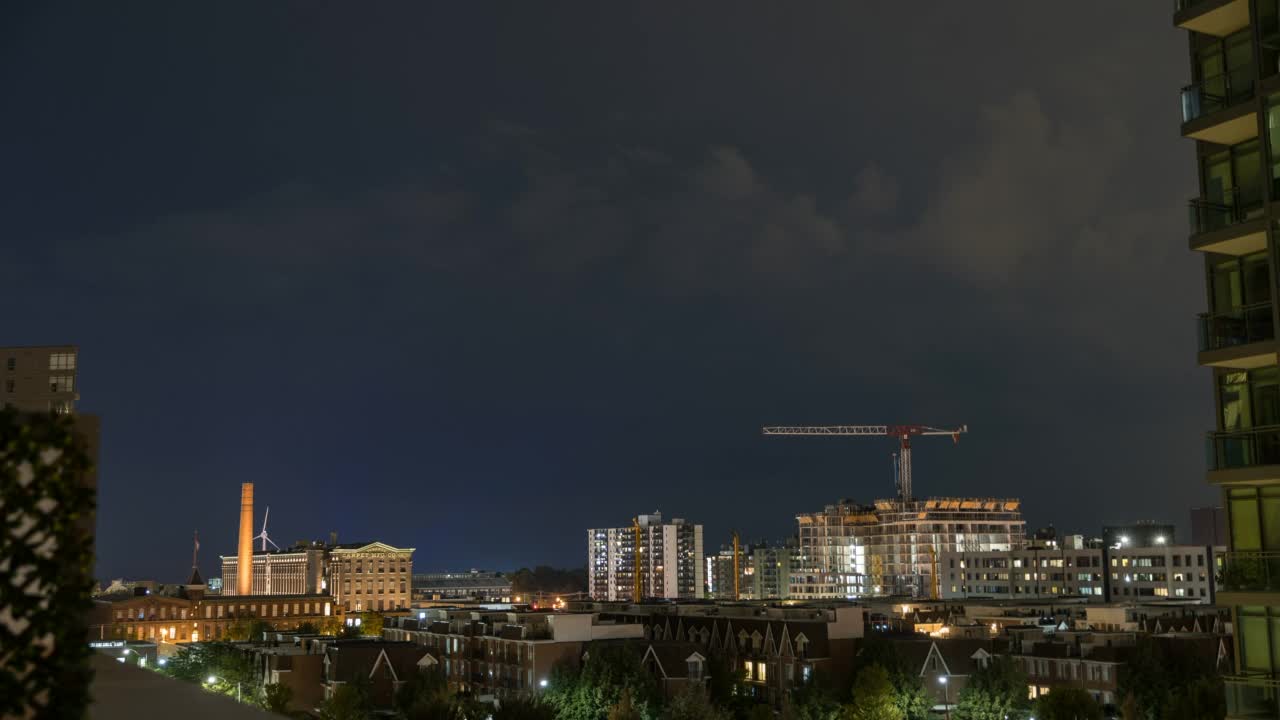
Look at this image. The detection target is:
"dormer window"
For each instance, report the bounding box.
[687,654,705,681]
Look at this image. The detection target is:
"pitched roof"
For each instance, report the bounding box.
[643,643,706,679]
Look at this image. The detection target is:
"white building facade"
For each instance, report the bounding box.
[588,512,704,601]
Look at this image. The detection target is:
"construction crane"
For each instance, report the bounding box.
[927,544,940,600]
[631,517,643,601]
[761,424,968,504]
[732,531,741,601]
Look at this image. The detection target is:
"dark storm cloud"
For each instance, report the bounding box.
[1,2,1213,579]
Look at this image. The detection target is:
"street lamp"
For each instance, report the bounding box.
[938,677,951,720]
[205,674,242,702]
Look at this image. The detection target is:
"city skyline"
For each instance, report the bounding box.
[4,3,1215,582]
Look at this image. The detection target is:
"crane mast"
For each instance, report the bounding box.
[631,517,643,601]
[761,424,967,504]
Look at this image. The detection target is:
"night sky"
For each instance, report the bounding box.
[4,3,1214,583]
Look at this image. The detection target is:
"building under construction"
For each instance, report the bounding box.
[791,497,1025,599]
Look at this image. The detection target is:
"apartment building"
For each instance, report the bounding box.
[792,498,1024,599]
[382,609,642,699]
[1174,0,1280,712]
[587,512,704,601]
[1,345,79,414]
[584,602,866,708]
[939,544,1220,602]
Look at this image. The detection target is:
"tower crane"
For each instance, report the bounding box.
[631,517,643,601]
[761,424,968,504]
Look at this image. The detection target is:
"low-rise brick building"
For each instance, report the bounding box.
[383,609,643,699]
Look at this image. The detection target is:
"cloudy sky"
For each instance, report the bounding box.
[3,3,1213,581]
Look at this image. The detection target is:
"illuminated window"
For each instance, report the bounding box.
[49,353,76,370]
[49,376,74,393]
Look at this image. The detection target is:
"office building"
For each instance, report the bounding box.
[220,540,412,612]
[220,546,329,597]
[412,571,513,602]
[749,539,801,600]
[940,544,1219,602]
[1101,522,1176,549]
[587,512,704,601]
[328,542,414,612]
[88,590,337,643]
[1191,506,1228,547]
[1175,1,1280,711]
[792,497,1025,599]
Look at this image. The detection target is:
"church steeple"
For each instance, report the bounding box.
[183,530,205,600]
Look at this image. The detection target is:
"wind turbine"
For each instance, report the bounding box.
[255,506,280,551]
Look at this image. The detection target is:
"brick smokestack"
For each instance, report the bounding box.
[237,483,254,596]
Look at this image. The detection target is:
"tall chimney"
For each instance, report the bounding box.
[237,483,254,596]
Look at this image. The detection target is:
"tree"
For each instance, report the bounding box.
[953,657,1031,720]
[545,644,659,720]
[160,642,255,695]
[1165,676,1225,720]
[395,668,452,720]
[495,695,557,720]
[261,682,293,714]
[608,688,643,720]
[359,611,384,636]
[789,669,844,720]
[296,621,319,635]
[319,616,344,635]
[1034,688,1102,720]
[664,685,731,720]
[319,678,373,720]
[852,639,929,720]
[1119,636,1221,720]
[849,665,904,720]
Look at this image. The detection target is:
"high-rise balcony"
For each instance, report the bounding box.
[1207,426,1280,485]
[1225,675,1280,720]
[1219,551,1280,593]
[1181,67,1257,145]
[1175,0,1250,37]
[1198,302,1277,368]
[1188,187,1268,254]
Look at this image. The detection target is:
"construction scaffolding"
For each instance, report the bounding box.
[791,497,1025,599]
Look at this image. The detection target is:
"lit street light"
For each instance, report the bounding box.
[938,676,951,720]
[205,674,242,702]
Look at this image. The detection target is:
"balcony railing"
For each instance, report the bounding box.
[1189,186,1264,234]
[1225,674,1280,719]
[1199,302,1275,351]
[1182,66,1255,123]
[1208,426,1280,470]
[1219,552,1280,592]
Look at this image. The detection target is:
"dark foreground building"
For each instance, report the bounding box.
[1176,0,1280,714]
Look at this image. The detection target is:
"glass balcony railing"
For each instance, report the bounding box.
[1189,186,1265,234]
[1226,675,1280,718]
[1207,426,1280,470]
[1182,67,1256,123]
[1219,552,1280,592]
[1199,302,1275,351]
